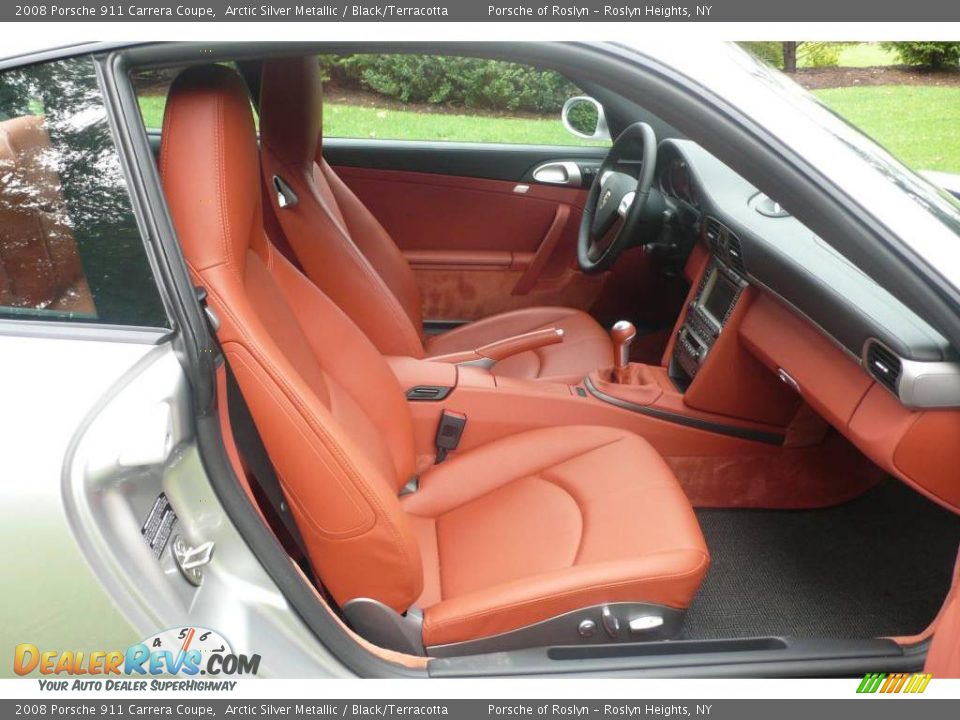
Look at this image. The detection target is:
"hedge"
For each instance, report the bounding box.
[881,42,960,70]
[323,54,580,114]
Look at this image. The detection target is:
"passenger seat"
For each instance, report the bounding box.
[258,56,612,385]
[159,65,709,656]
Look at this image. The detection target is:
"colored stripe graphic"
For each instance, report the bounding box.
[857,673,886,693]
[857,672,931,694]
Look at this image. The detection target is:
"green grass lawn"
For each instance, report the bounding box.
[795,42,897,69]
[813,86,960,172]
[323,103,608,146]
[138,95,166,128]
[139,82,960,172]
[835,43,898,68]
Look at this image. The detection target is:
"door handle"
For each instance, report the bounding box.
[532,161,584,187]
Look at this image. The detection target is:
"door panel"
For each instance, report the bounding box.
[323,137,607,183]
[332,159,605,322]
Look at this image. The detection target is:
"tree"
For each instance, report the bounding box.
[782,42,799,73]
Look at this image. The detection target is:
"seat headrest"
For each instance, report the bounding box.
[159,64,262,274]
[259,55,323,169]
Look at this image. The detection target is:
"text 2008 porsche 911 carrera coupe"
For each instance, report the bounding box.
[1,40,959,678]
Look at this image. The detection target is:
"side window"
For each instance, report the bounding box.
[0,56,167,327]
[320,54,611,147]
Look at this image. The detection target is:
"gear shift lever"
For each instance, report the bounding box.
[611,320,637,383]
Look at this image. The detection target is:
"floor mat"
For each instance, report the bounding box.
[681,479,960,640]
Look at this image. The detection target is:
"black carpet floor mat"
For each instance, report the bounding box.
[681,480,960,640]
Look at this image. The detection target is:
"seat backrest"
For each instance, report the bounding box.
[259,56,426,358]
[0,115,94,314]
[160,64,423,613]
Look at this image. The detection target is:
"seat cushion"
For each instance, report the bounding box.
[402,425,709,648]
[424,306,613,384]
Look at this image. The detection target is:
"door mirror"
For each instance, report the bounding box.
[562,96,611,141]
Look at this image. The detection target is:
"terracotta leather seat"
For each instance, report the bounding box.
[160,65,708,656]
[257,56,612,385]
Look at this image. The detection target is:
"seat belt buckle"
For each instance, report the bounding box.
[435,410,466,464]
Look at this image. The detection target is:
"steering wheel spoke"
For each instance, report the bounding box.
[577,122,659,274]
[588,217,625,261]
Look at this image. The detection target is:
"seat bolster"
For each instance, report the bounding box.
[212,286,424,613]
[320,160,424,335]
[421,550,709,648]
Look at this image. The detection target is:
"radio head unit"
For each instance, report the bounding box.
[671,259,747,386]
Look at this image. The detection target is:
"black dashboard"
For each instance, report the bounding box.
[654,138,960,408]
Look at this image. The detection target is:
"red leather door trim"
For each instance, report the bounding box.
[403,249,513,269]
[333,165,600,320]
[512,203,571,295]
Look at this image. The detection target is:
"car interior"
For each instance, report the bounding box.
[9,42,956,673]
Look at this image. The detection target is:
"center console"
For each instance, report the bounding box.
[388,218,801,465]
[671,220,749,387]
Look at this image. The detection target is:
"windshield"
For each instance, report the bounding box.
[730,45,960,238]
[616,40,960,290]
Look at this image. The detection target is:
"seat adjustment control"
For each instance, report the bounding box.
[629,615,665,633]
[578,619,597,638]
[601,605,620,637]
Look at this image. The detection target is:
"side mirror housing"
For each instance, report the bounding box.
[561,96,611,141]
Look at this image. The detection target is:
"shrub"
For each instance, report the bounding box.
[881,42,960,70]
[738,42,842,69]
[737,42,784,68]
[316,55,339,83]
[329,54,579,114]
[798,42,841,68]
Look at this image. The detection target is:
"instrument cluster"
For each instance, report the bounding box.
[658,156,700,208]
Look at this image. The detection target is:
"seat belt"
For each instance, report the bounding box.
[223,362,311,561]
[224,362,310,559]
[194,285,310,561]
[225,362,354,613]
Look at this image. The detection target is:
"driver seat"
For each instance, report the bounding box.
[258,56,612,384]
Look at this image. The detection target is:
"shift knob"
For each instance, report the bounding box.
[611,320,637,382]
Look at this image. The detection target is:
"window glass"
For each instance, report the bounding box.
[130,57,609,148]
[0,56,167,327]
[320,54,610,147]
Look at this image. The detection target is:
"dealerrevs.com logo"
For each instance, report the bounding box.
[14,627,260,691]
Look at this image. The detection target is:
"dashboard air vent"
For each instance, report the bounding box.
[866,341,902,394]
[725,232,746,275]
[704,219,723,253]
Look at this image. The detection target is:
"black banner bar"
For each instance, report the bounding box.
[5,0,960,22]
[2,699,960,719]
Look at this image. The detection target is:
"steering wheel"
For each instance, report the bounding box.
[578,121,662,273]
